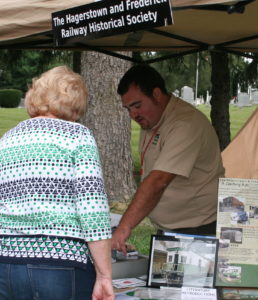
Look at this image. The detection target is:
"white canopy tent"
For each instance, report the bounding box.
[1,0,257,178]
[0,0,257,62]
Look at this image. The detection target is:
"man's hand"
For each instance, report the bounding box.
[111,171,175,255]
[111,224,131,255]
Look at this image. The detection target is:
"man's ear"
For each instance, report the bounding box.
[153,87,162,102]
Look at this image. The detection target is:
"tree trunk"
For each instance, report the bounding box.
[80,51,136,204]
[73,51,81,73]
[210,51,231,150]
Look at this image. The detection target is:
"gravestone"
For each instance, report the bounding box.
[196,97,204,105]
[19,98,25,108]
[181,86,194,104]
[206,91,211,106]
[252,90,258,105]
[236,92,251,107]
[173,89,179,97]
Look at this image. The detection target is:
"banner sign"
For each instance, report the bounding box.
[52,0,173,46]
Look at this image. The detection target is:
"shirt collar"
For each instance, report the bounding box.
[150,94,176,131]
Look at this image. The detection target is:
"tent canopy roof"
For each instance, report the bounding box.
[0,0,257,62]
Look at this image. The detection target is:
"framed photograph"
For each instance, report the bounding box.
[147,234,219,288]
[219,287,258,300]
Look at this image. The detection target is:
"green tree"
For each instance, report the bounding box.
[142,51,212,99]
[0,50,73,93]
[230,55,250,97]
[210,51,231,150]
[80,51,136,204]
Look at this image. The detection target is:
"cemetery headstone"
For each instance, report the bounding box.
[236,92,251,107]
[181,86,194,104]
[252,90,258,105]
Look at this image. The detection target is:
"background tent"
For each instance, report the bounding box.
[222,108,258,179]
[0,0,257,62]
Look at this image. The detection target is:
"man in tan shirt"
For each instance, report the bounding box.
[112,64,224,254]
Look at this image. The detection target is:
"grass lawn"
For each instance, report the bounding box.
[0,108,29,137]
[0,105,257,255]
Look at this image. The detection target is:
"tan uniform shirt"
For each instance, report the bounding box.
[139,96,224,230]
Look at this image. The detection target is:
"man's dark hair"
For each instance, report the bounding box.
[117,64,168,97]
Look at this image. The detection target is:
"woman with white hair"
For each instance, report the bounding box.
[0,66,114,300]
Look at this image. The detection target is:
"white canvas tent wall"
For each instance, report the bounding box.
[0,0,258,62]
[222,108,258,179]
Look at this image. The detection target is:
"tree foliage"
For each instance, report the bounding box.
[140,51,257,100]
[1,49,257,100]
[0,50,73,94]
[142,51,212,98]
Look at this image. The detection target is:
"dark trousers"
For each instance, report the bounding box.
[0,261,96,300]
[157,220,217,236]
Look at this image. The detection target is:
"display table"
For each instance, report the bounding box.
[112,255,149,279]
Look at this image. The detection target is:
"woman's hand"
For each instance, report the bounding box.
[92,276,114,300]
[88,239,114,300]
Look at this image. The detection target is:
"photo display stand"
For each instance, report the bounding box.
[147,234,219,289]
[216,178,258,289]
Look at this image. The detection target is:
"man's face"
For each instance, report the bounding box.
[122,84,162,130]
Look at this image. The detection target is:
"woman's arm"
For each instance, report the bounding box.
[75,129,114,299]
[88,239,114,300]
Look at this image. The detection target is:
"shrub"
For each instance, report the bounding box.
[0,89,22,108]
